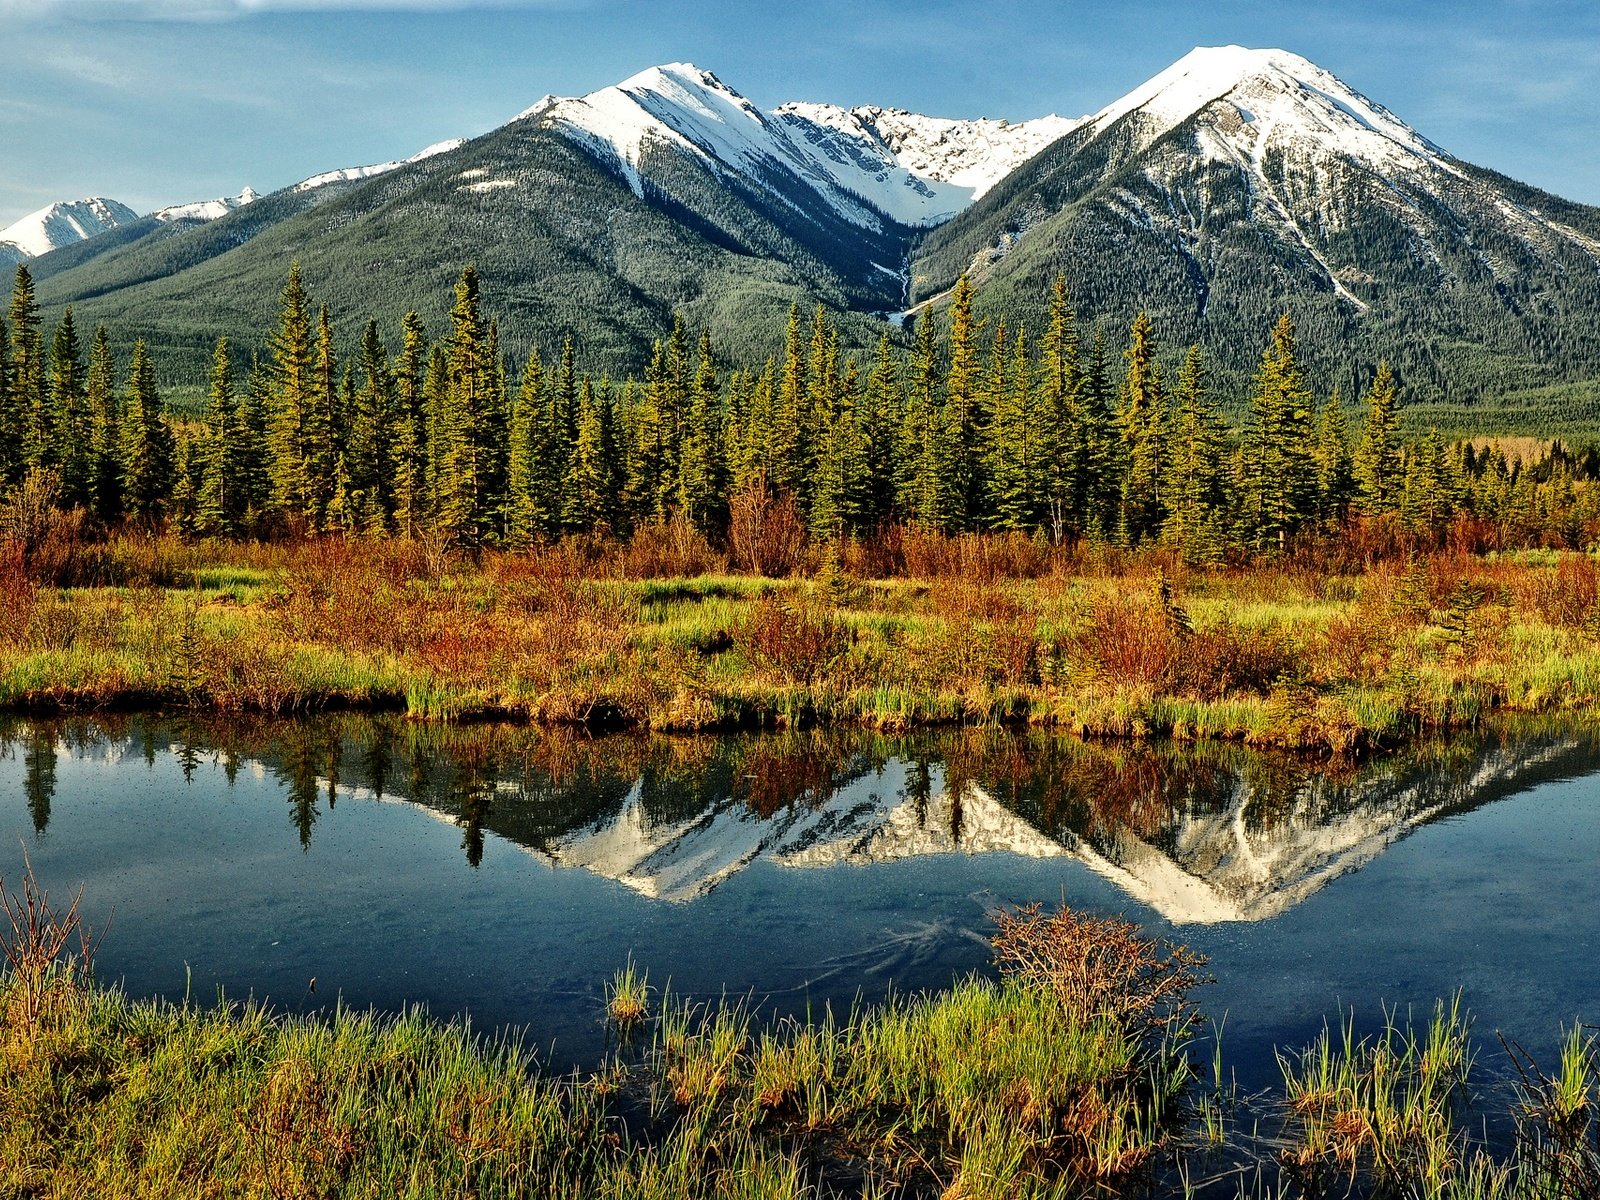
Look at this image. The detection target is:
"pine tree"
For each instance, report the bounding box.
[676,330,726,532]
[1117,311,1166,544]
[1161,345,1226,563]
[267,263,316,525]
[1314,390,1354,527]
[48,309,89,506]
[9,267,45,481]
[390,312,429,537]
[84,325,121,525]
[1240,314,1317,551]
[940,275,984,530]
[504,345,546,546]
[119,341,174,525]
[1353,360,1403,516]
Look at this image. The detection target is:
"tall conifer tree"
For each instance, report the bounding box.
[1353,361,1403,516]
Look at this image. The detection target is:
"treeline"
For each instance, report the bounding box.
[4,261,1599,559]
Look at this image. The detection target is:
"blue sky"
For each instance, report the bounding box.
[3,0,1599,226]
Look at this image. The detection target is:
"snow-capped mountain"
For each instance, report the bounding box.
[526,63,1077,230]
[23,47,1600,398]
[914,44,1600,396]
[153,187,260,224]
[0,197,139,267]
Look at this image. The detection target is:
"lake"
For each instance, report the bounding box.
[2,714,1596,1086]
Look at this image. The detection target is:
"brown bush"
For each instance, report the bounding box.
[991,902,1208,1033]
[1170,623,1302,699]
[0,543,36,645]
[727,475,805,577]
[901,528,1053,582]
[1323,610,1391,681]
[618,512,723,579]
[1070,596,1178,688]
[737,594,851,685]
[1524,554,1600,627]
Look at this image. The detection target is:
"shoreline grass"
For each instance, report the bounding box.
[6,533,1600,755]
[2,878,1594,1198]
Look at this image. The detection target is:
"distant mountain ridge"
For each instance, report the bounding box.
[0,197,139,267]
[17,46,1600,401]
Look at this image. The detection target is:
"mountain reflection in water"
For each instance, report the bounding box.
[5,716,1596,925]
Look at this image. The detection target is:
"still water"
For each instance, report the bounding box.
[2,715,1596,1084]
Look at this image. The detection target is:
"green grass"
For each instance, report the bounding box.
[10,543,1600,753]
[0,973,1183,1198]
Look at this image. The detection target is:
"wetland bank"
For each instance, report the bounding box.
[3,712,1598,1196]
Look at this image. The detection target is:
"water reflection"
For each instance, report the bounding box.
[3,716,1597,924]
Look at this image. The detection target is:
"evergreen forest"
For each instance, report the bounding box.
[5,261,1599,561]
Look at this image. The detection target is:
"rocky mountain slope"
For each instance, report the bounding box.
[913,45,1600,399]
[18,47,1600,399]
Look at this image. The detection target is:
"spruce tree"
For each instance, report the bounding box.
[390,312,429,537]
[346,321,393,535]
[433,266,487,544]
[1081,326,1119,537]
[985,327,1034,532]
[561,378,617,533]
[1240,314,1317,551]
[0,316,15,488]
[1117,311,1166,544]
[1353,360,1403,516]
[860,334,901,528]
[119,341,175,525]
[1037,274,1085,542]
[301,304,340,529]
[504,346,546,546]
[772,303,807,498]
[47,309,88,506]
[193,337,240,536]
[1161,345,1226,564]
[85,326,121,525]
[676,330,726,532]
[9,267,45,481]
[810,357,871,539]
[898,315,944,526]
[939,275,984,530]
[1314,390,1354,527]
[267,263,316,524]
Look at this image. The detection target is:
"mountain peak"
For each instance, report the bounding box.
[1088,43,1436,166]
[0,196,139,266]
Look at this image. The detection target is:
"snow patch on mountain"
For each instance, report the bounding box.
[153,187,260,223]
[292,138,466,193]
[529,62,1079,229]
[1089,45,1437,171]
[0,197,139,265]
